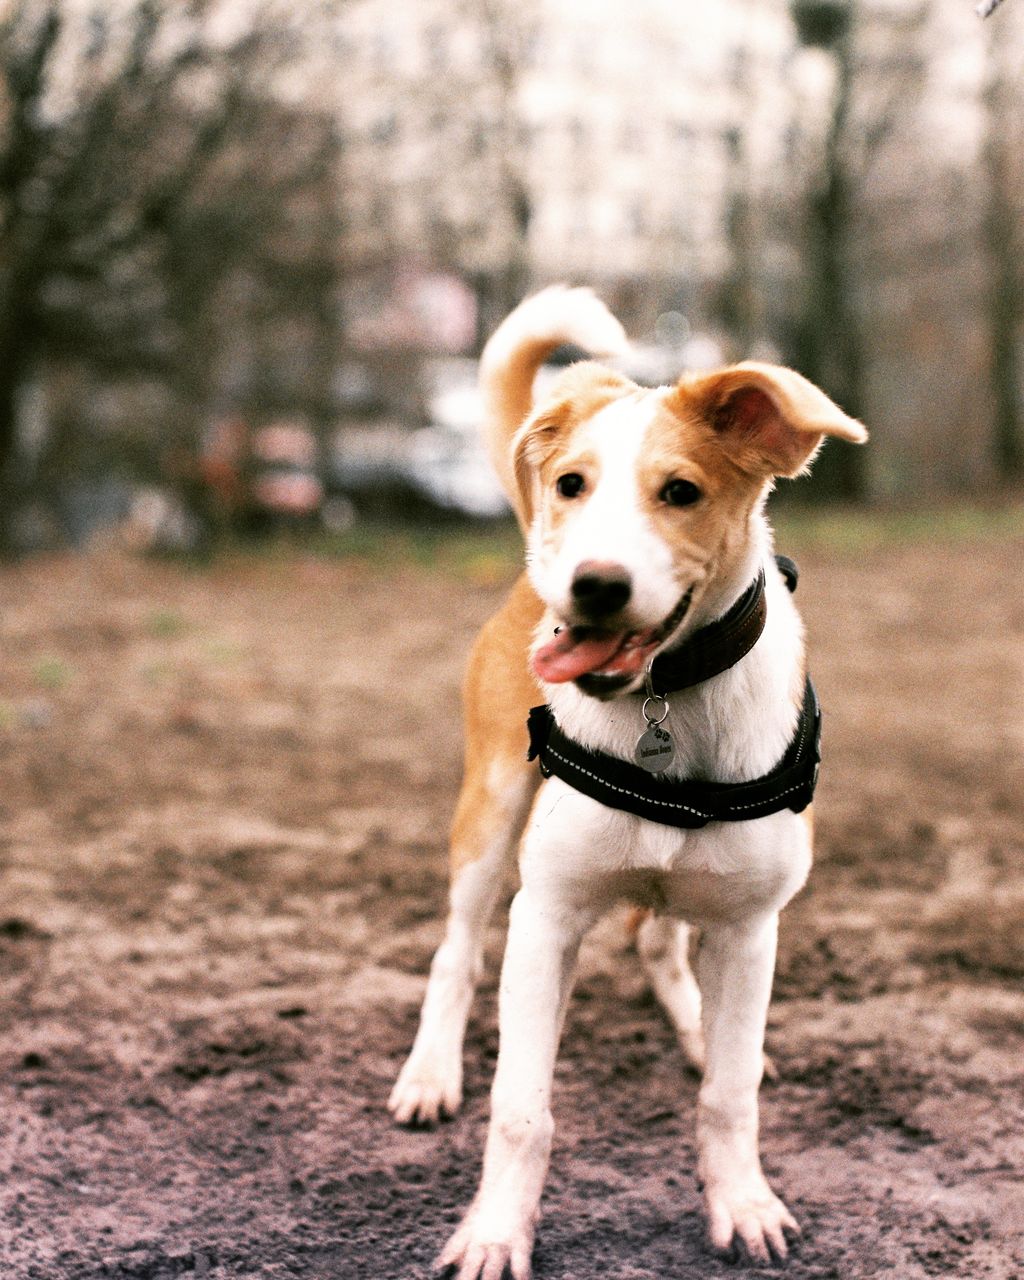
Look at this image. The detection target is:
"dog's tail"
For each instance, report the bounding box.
[479,286,628,530]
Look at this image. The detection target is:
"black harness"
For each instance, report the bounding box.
[526,556,821,829]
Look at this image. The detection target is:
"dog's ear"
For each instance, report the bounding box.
[509,363,636,522]
[510,401,572,524]
[680,361,868,478]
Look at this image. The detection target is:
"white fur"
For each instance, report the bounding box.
[479,286,629,392]
[389,762,537,1127]
[526,393,684,627]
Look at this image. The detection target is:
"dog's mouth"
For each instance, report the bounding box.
[531,587,694,692]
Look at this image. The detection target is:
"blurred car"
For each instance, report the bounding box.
[407,358,509,517]
[250,423,324,520]
[329,358,511,522]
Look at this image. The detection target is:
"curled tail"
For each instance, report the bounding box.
[479,286,628,530]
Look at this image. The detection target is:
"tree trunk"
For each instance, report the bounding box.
[982,27,1023,480]
[0,324,32,554]
[792,16,868,501]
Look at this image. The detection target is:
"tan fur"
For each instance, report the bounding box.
[480,337,569,527]
[510,363,636,524]
[450,575,543,874]
[671,362,867,478]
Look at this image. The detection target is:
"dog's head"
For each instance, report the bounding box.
[513,359,867,698]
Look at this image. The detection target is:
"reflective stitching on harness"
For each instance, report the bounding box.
[721,780,806,812]
[543,744,711,816]
[545,743,808,817]
[695,692,813,814]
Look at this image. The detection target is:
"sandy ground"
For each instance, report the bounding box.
[0,525,1023,1279]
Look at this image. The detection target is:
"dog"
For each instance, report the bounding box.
[388,287,867,1277]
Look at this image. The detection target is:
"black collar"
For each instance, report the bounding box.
[649,570,765,695]
[647,554,796,695]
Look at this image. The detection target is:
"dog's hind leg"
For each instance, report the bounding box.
[636,914,706,1073]
[636,914,778,1081]
[389,575,543,1126]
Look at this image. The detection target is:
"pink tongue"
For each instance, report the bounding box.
[532,627,658,683]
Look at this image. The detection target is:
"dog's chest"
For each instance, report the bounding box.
[526,780,811,922]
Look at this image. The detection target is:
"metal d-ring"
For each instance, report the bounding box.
[642,663,669,725]
[641,694,669,725]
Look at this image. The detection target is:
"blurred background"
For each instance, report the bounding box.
[2,0,1023,554]
[3,6,1024,1275]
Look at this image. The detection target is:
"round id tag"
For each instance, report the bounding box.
[635,723,674,772]
[636,673,675,773]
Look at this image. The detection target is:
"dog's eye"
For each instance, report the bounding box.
[660,478,702,507]
[556,472,585,499]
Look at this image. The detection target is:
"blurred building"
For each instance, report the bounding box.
[336,0,812,342]
[332,0,1024,497]
[3,0,1020,522]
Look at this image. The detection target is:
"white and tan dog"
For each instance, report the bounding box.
[389,288,867,1277]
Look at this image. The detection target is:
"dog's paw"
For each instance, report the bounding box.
[436,1209,534,1280]
[388,1054,462,1126]
[704,1176,799,1265]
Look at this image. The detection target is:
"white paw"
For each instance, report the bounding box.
[388,1052,462,1126]
[436,1208,535,1280]
[704,1176,799,1264]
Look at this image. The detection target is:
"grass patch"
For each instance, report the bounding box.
[147,608,186,638]
[185,499,1024,578]
[32,656,72,690]
[202,637,243,664]
[303,520,523,582]
[772,498,1024,557]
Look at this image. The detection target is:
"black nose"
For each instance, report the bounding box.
[571,560,632,618]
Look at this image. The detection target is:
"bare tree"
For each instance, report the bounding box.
[0,0,343,545]
[788,0,929,501]
[371,0,540,341]
[981,10,1024,479]
[464,0,539,331]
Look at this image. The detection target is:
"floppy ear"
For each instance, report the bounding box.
[681,361,868,478]
[510,401,571,524]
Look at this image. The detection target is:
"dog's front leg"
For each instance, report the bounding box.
[438,885,592,1280]
[696,911,798,1263]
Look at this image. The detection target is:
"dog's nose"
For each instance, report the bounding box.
[571,560,632,618]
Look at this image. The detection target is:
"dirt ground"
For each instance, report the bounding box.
[1,522,1023,1280]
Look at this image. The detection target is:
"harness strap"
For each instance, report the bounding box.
[527,678,821,829]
